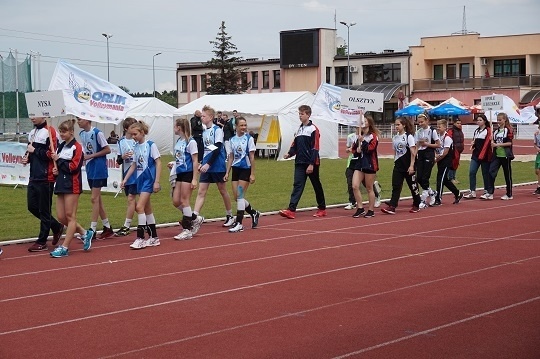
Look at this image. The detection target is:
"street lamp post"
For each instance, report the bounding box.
[339,21,356,89]
[153,52,162,97]
[102,33,113,81]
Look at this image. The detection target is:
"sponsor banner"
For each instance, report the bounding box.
[256,115,280,150]
[0,142,122,193]
[48,60,133,124]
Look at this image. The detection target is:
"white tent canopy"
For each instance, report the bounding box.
[174,92,339,159]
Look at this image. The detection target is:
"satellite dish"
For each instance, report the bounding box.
[336,36,346,48]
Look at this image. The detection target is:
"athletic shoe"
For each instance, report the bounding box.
[50,246,68,258]
[451,179,460,184]
[115,226,131,236]
[344,203,355,210]
[432,200,442,206]
[98,226,115,240]
[0,247,3,256]
[419,201,428,209]
[453,193,463,204]
[174,229,193,240]
[223,215,235,227]
[28,243,48,252]
[279,209,295,219]
[228,222,244,233]
[428,190,436,206]
[313,209,327,217]
[381,205,396,215]
[500,195,513,200]
[374,181,382,208]
[83,229,94,251]
[533,188,540,195]
[250,211,260,229]
[363,210,375,218]
[409,206,420,213]
[129,238,146,250]
[191,216,204,235]
[144,237,160,247]
[52,224,65,246]
[352,208,365,218]
[480,193,494,200]
[464,191,476,199]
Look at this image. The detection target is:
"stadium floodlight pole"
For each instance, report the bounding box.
[339,21,356,89]
[153,52,162,97]
[102,33,113,81]
[0,54,5,131]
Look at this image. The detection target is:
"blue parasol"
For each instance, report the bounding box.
[429,103,470,116]
[395,104,426,116]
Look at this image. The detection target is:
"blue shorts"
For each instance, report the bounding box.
[124,183,138,196]
[200,172,226,183]
[87,178,107,188]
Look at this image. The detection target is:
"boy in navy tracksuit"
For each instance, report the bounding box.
[23,117,64,252]
[279,105,326,219]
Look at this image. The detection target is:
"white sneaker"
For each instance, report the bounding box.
[191,215,204,235]
[419,201,428,209]
[130,238,146,250]
[374,181,382,207]
[374,197,381,208]
[429,192,436,206]
[500,195,513,200]
[464,191,476,199]
[223,215,235,227]
[228,222,244,233]
[344,203,355,210]
[144,237,160,247]
[174,229,193,240]
[480,193,494,200]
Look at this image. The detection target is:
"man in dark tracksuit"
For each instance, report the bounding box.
[22,117,64,252]
[279,105,326,219]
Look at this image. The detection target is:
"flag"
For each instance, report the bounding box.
[490,94,537,124]
[48,60,133,124]
[311,83,363,126]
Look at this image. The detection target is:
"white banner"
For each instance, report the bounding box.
[311,83,364,126]
[48,60,133,124]
[0,142,122,193]
[341,89,384,113]
[487,94,537,124]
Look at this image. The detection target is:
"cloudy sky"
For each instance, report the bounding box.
[1,0,538,95]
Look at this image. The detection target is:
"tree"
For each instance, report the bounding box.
[205,21,250,94]
[119,85,130,94]
[337,45,347,56]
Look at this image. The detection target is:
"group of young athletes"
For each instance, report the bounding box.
[2,105,538,259]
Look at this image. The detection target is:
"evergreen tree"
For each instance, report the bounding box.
[205,21,250,94]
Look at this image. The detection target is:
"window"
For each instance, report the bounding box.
[326,67,331,83]
[434,65,443,80]
[446,64,457,79]
[262,70,270,89]
[181,76,188,93]
[241,72,248,88]
[363,63,401,83]
[459,63,470,79]
[200,74,207,91]
[335,66,347,86]
[494,59,526,77]
[251,71,259,89]
[190,75,197,92]
[273,70,280,88]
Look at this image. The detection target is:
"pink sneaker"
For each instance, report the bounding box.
[313,209,327,217]
[279,209,295,219]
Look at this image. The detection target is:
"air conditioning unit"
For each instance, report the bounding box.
[480,58,488,66]
[349,65,359,73]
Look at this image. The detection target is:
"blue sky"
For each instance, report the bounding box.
[1,0,538,94]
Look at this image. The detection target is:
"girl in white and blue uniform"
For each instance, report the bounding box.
[120,121,162,250]
[170,118,203,240]
[115,117,138,236]
[224,116,260,232]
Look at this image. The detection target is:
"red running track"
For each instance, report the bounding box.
[1,185,539,358]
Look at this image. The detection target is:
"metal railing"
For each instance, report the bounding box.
[413,74,540,92]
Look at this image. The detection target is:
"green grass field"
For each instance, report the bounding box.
[1,156,536,241]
